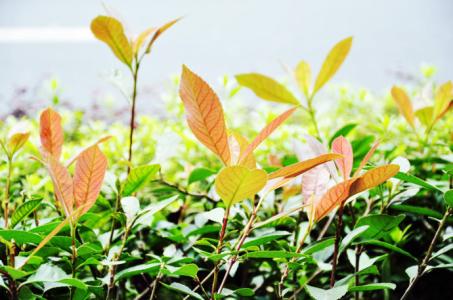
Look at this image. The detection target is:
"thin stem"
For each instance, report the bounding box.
[400,208,452,300]
[3,158,13,229]
[354,245,362,300]
[306,95,321,140]
[330,203,345,287]
[211,206,231,297]
[106,192,121,255]
[127,61,140,174]
[183,269,216,300]
[149,263,164,300]
[106,225,131,299]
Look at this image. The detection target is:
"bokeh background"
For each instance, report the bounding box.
[1,0,452,116]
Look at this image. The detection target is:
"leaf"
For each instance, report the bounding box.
[234,288,254,297]
[313,37,353,94]
[340,226,369,252]
[135,195,179,224]
[179,65,231,165]
[301,238,335,255]
[354,214,405,240]
[239,107,297,163]
[445,190,453,207]
[0,230,42,245]
[8,132,30,155]
[133,27,155,54]
[45,156,74,216]
[415,106,434,127]
[116,262,161,281]
[269,153,342,179]
[306,285,348,300]
[11,199,42,228]
[295,60,311,98]
[242,231,290,248]
[433,81,453,122]
[123,164,160,196]
[394,172,442,192]
[390,204,443,219]
[349,164,400,195]
[314,179,355,221]
[90,16,133,66]
[215,166,267,206]
[235,73,300,105]
[354,141,379,176]
[169,264,198,278]
[161,282,203,300]
[332,136,353,179]
[121,196,140,222]
[244,251,305,259]
[328,123,357,146]
[357,240,416,260]
[40,108,64,159]
[391,86,415,128]
[188,167,216,185]
[229,132,256,168]
[73,145,108,215]
[349,283,396,292]
[144,17,180,54]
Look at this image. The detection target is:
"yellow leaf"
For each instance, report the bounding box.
[144,17,181,54]
[433,81,453,122]
[415,106,433,128]
[235,73,300,105]
[73,145,108,215]
[268,153,342,179]
[40,107,64,160]
[313,37,353,94]
[179,65,231,165]
[133,27,156,54]
[8,132,30,155]
[215,166,267,207]
[229,132,256,168]
[295,60,311,98]
[91,16,133,66]
[239,107,297,163]
[391,86,415,128]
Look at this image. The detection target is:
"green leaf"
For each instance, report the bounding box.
[394,172,442,192]
[11,199,43,228]
[242,231,290,248]
[188,167,216,184]
[122,164,160,196]
[329,123,357,146]
[349,283,396,292]
[356,240,416,260]
[235,73,300,105]
[135,195,179,224]
[168,264,199,278]
[301,238,335,255]
[354,214,405,240]
[340,226,369,252]
[116,262,161,282]
[390,204,443,219]
[161,282,203,300]
[234,288,254,297]
[306,285,348,300]
[0,230,42,245]
[444,190,453,207]
[0,266,29,280]
[243,251,305,259]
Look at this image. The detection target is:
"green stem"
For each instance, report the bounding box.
[127,61,140,174]
[307,95,321,140]
[3,158,13,230]
[106,192,121,255]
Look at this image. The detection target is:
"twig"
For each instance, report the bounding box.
[330,202,345,287]
[127,61,140,174]
[211,206,230,297]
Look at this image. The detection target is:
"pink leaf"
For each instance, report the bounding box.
[331,136,353,179]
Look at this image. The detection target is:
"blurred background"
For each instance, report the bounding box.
[1,0,452,118]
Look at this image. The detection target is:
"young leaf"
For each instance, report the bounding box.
[235,73,300,105]
[8,132,30,156]
[313,37,353,95]
[354,141,379,176]
[229,132,256,168]
[144,18,181,54]
[133,27,155,54]
[73,145,108,215]
[349,164,400,195]
[40,108,64,159]
[179,65,231,165]
[11,199,42,228]
[391,86,415,128]
[122,164,160,196]
[433,81,453,122]
[239,107,297,163]
[313,179,355,221]
[332,136,353,179]
[215,166,267,207]
[415,106,434,127]
[45,156,74,217]
[268,153,341,179]
[295,60,312,98]
[90,16,133,66]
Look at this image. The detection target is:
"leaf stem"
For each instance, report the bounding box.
[400,208,452,300]
[3,157,13,230]
[211,206,230,298]
[330,202,345,287]
[306,95,321,140]
[127,60,140,174]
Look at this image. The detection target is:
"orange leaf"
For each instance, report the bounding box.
[349,164,400,195]
[268,153,342,179]
[354,141,380,176]
[179,65,230,165]
[331,136,353,179]
[313,179,355,221]
[73,145,108,215]
[238,107,297,163]
[391,86,415,128]
[144,17,181,54]
[40,108,64,160]
[45,156,74,217]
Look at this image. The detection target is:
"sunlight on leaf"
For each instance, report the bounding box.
[40,108,64,160]
[332,136,353,179]
[391,86,415,128]
[295,60,312,98]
